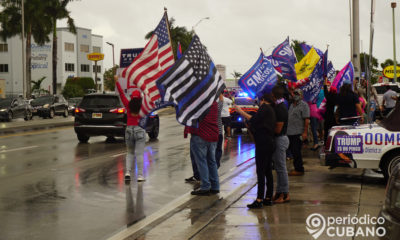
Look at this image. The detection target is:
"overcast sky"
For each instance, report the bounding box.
[59,0,396,78]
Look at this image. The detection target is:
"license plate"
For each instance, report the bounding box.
[92,113,102,118]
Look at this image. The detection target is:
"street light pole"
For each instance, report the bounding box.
[192,17,210,32]
[21,0,26,98]
[106,42,115,69]
[392,2,397,83]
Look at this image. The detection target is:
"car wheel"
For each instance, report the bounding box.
[7,111,12,122]
[381,151,400,182]
[77,134,89,143]
[24,110,32,121]
[148,118,159,139]
[63,108,68,118]
[49,109,55,119]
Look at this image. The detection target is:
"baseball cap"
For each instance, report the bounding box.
[130,89,141,98]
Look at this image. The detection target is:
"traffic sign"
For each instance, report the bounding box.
[87,52,104,61]
[382,65,400,79]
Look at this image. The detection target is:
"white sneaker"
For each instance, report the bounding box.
[125,171,131,181]
[137,175,145,182]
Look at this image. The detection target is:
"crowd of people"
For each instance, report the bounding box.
[116,73,399,209]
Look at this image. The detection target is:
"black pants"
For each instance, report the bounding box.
[255,136,274,200]
[288,134,304,172]
[215,134,223,168]
[324,119,336,144]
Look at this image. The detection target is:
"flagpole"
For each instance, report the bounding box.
[164,7,176,60]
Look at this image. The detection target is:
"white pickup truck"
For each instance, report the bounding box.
[320,102,400,181]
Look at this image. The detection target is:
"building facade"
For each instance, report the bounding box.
[0,27,103,97]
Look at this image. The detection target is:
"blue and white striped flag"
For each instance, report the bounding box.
[157,35,225,127]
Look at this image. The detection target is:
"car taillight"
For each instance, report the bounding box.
[110,108,126,114]
[75,108,86,113]
[325,136,332,151]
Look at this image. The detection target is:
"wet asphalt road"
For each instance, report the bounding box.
[0,112,255,240]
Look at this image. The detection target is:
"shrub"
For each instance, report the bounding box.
[62,84,85,99]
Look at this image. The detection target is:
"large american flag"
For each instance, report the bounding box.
[157,35,225,127]
[121,13,174,117]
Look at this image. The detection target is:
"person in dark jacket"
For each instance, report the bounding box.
[234,93,276,208]
[323,78,337,144]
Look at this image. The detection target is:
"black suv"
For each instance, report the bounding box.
[31,95,69,118]
[0,97,33,121]
[74,93,160,143]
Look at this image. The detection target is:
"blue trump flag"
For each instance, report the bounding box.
[238,53,277,99]
[300,59,324,102]
[322,49,328,77]
[272,37,297,82]
[300,43,324,57]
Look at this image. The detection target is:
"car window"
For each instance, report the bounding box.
[79,96,121,108]
[31,96,53,105]
[235,97,256,106]
[0,99,12,107]
[375,86,400,94]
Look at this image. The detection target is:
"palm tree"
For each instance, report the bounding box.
[45,0,76,95]
[0,0,52,97]
[31,76,49,95]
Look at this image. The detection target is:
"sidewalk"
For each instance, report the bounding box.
[112,151,385,240]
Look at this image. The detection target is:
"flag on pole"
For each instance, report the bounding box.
[300,43,324,56]
[266,55,282,74]
[299,59,324,102]
[295,47,320,80]
[157,35,225,127]
[238,53,277,98]
[177,42,183,60]
[322,49,328,77]
[121,12,174,118]
[271,37,297,82]
[332,62,354,91]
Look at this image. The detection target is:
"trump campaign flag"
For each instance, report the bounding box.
[300,43,324,56]
[121,12,174,120]
[238,53,277,99]
[266,55,282,74]
[272,37,297,82]
[299,59,324,102]
[295,47,320,80]
[156,35,225,127]
[332,61,354,91]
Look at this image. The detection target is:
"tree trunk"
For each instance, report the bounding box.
[26,28,32,97]
[52,18,57,95]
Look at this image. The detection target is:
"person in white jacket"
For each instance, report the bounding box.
[221,95,233,138]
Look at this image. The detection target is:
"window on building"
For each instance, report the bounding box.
[0,43,8,52]
[65,63,74,72]
[93,65,101,73]
[81,64,90,72]
[64,42,74,52]
[0,64,8,72]
[80,44,89,53]
[93,46,101,53]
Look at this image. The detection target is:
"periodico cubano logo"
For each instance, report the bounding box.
[306,213,386,239]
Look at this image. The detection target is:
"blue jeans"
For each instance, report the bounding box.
[215,134,223,168]
[191,135,219,191]
[273,136,290,193]
[125,126,146,175]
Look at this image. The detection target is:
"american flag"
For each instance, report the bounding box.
[157,35,225,127]
[121,13,174,117]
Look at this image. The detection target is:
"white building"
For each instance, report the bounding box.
[0,27,103,97]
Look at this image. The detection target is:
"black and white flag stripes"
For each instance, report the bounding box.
[157,35,225,127]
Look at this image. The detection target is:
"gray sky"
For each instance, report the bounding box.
[60,0,396,78]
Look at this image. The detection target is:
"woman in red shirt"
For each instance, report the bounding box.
[116,82,146,182]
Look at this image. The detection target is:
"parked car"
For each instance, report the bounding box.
[68,97,82,116]
[320,100,400,182]
[373,82,400,118]
[0,97,32,121]
[378,162,400,240]
[74,93,159,143]
[229,96,258,131]
[30,95,69,118]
